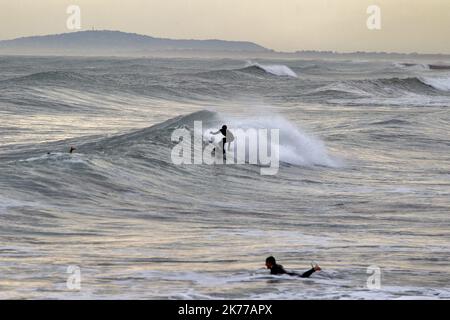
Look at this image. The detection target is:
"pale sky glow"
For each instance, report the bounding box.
[1,0,449,53]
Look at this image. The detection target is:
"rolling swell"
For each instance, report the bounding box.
[78,109,337,167]
[352,77,446,95]
[309,76,450,99]
[192,63,298,80]
[1,71,94,86]
[395,62,450,71]
[1,109,337,213]
[2,109,336,169]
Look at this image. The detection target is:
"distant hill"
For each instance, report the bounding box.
[2,30,449,59]
[0,30,270,56]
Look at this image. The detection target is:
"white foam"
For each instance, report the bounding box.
[220,113,339,167]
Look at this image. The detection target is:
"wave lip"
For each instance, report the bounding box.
[191,62,298,80]
[244,61,298,78]
[418,76,450,92]
[394,62,430,71]
[394,62,450,71]
[307,77,435,102]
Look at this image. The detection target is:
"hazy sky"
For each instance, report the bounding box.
[1,0,449,53]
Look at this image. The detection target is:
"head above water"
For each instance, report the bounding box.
[265,256,276,269]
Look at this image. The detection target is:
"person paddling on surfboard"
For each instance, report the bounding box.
[265,256,321,278]
[210,125,234,157]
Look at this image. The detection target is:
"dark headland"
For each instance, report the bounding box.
[0,30,270,57]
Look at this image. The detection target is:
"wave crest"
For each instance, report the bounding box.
[244,61,298,78]
[418,76,450,92]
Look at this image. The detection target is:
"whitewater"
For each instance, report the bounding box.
[0,56,450,299]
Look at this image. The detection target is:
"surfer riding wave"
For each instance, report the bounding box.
[210,124,235,157]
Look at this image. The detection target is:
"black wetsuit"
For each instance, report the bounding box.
[270,264,316,278]
[219,128,227,154]
[212,128,227,156]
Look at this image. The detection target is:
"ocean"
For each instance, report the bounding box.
[0,56,449,299]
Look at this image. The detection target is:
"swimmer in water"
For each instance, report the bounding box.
[265,256,321,278]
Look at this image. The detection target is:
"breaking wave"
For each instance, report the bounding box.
[243,61,298,77]
[418,76,450,92]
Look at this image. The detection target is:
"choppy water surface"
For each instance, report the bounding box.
[0,56,449,299]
